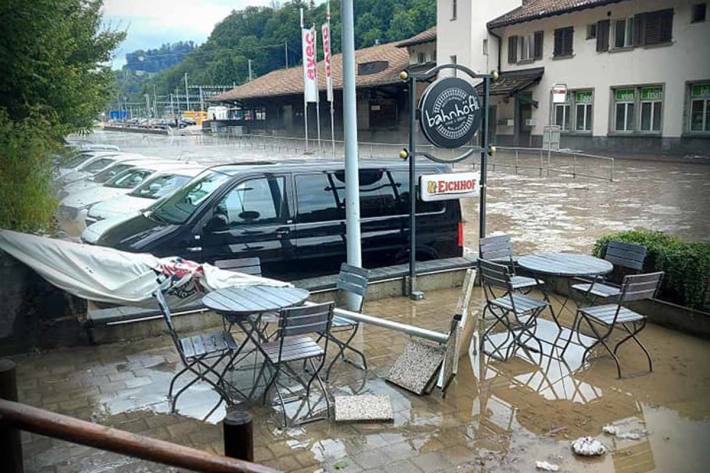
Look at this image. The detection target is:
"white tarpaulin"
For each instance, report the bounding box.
[0,230,290,308]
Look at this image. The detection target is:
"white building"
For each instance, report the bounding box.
[437,0,710,154]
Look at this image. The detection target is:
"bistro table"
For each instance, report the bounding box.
[517,253,613,330]
[202,285,310,400]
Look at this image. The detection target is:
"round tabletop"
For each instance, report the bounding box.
[202,285,310,317]
[517,253,613,277]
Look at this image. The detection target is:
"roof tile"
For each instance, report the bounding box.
[488,0,625,28]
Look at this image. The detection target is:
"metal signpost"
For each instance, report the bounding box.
[401,65,496,299]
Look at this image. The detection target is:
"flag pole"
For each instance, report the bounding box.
[301,8,309,153]
[327,1,336,157]
[313,22,322,153]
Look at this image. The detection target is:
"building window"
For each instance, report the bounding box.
[692,3,707,22]
[612,85,664,133]
[519,34,534,61]
[639,87,663,132]
[417,52,425,64]
[553,27,574,57]
[613,88,636,132]
[613,17,634,48]
[450,55,457,77]
[689,83,710,132]
[575,91,593,131]
[482,38,488,55]
[451,0,457,20]
[586,24,597,39]
[508,31,543,63]
[554,100,571,131]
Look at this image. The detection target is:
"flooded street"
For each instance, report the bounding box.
[72,131,710,253]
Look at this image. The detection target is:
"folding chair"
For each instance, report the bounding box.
[215,257,277,338]
[479,234,544,292]
[153,289,238,419]
[479,259,549,361]
[571,241,647,304]
[565,272,663,378]
[260,302,334,427]
[320,263,369,379]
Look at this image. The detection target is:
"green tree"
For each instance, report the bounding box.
[0,0,124,232]
[0,0,125,137]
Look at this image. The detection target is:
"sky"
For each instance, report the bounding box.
[102,0,274,69]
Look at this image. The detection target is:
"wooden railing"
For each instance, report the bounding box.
[0,359,279,473]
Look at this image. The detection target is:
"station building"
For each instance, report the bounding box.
[436,0,710,154]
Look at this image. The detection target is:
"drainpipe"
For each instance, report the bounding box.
[489,29,502,74]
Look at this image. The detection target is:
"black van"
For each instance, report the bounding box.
[92,160,463,278]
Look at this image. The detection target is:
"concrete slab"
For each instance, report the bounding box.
[334,395,394,422]
[386,340,445,395]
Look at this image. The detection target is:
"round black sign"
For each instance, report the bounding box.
[419,77,482,149]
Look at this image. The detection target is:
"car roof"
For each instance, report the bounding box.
[206,159,448,176]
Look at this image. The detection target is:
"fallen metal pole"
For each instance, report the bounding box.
[334,308,448,344]
[0,399,279,473]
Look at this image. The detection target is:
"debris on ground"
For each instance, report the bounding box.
[571,437,607,456]
[602,424,618,435]
[535,460,560,471]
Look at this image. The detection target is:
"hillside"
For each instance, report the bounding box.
[118,0,434,102]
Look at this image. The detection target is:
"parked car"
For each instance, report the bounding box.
[88,161,463,278]
[59,155,179,198]
[55,151,121,179]
[56,152,148,186]
[57,161,195,226]
[84,165,206,225]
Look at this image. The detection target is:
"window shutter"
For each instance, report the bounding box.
[643,9,674,45]
[659,9,673,43]
[564,27,574,55]
[508,36,518,63]
[632,14,644,46]
[553,29,562,56]
[596,20,610,51]
[534,31,543,59]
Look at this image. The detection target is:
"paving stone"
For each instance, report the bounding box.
[334,395,394,423]
[386,340,445,395]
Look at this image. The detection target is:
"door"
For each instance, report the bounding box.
[515,92,533,146]
[200,174,295,277]
[292,172,346,276]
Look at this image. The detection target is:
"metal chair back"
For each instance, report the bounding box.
[479,234,514,265]
[153,289,185,363]
[279,302,334,338]
[335,263,369,313]
[619,271,664,303]
[479,259,513,293]
[214,257,262,276]
[604,241,647,272]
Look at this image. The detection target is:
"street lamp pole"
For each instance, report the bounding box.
[341,0,362,284]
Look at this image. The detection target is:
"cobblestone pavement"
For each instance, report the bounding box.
[11,287,710,472]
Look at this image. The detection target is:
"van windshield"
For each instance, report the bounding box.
[150,170,231,224]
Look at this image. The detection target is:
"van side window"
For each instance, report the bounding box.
[392,171,445,214]
[215,176,286,226]
[296,173,345,223]
[356,170,401,218]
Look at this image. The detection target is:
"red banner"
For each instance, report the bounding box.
[321,23,333,103]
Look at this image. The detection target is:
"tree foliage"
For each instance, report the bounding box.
[0,0,125,137]
[0,0,124,232]
[127,0,435,101]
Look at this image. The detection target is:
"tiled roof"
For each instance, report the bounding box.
[396,27,436,48]
[488,0,627,28]
[209,42,408,102]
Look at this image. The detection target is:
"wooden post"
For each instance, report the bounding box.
[0,358,23,473]
[223,410,253,462]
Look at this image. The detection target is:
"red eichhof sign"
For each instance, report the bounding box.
[302,27,318,103]
[419,172,480,202]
